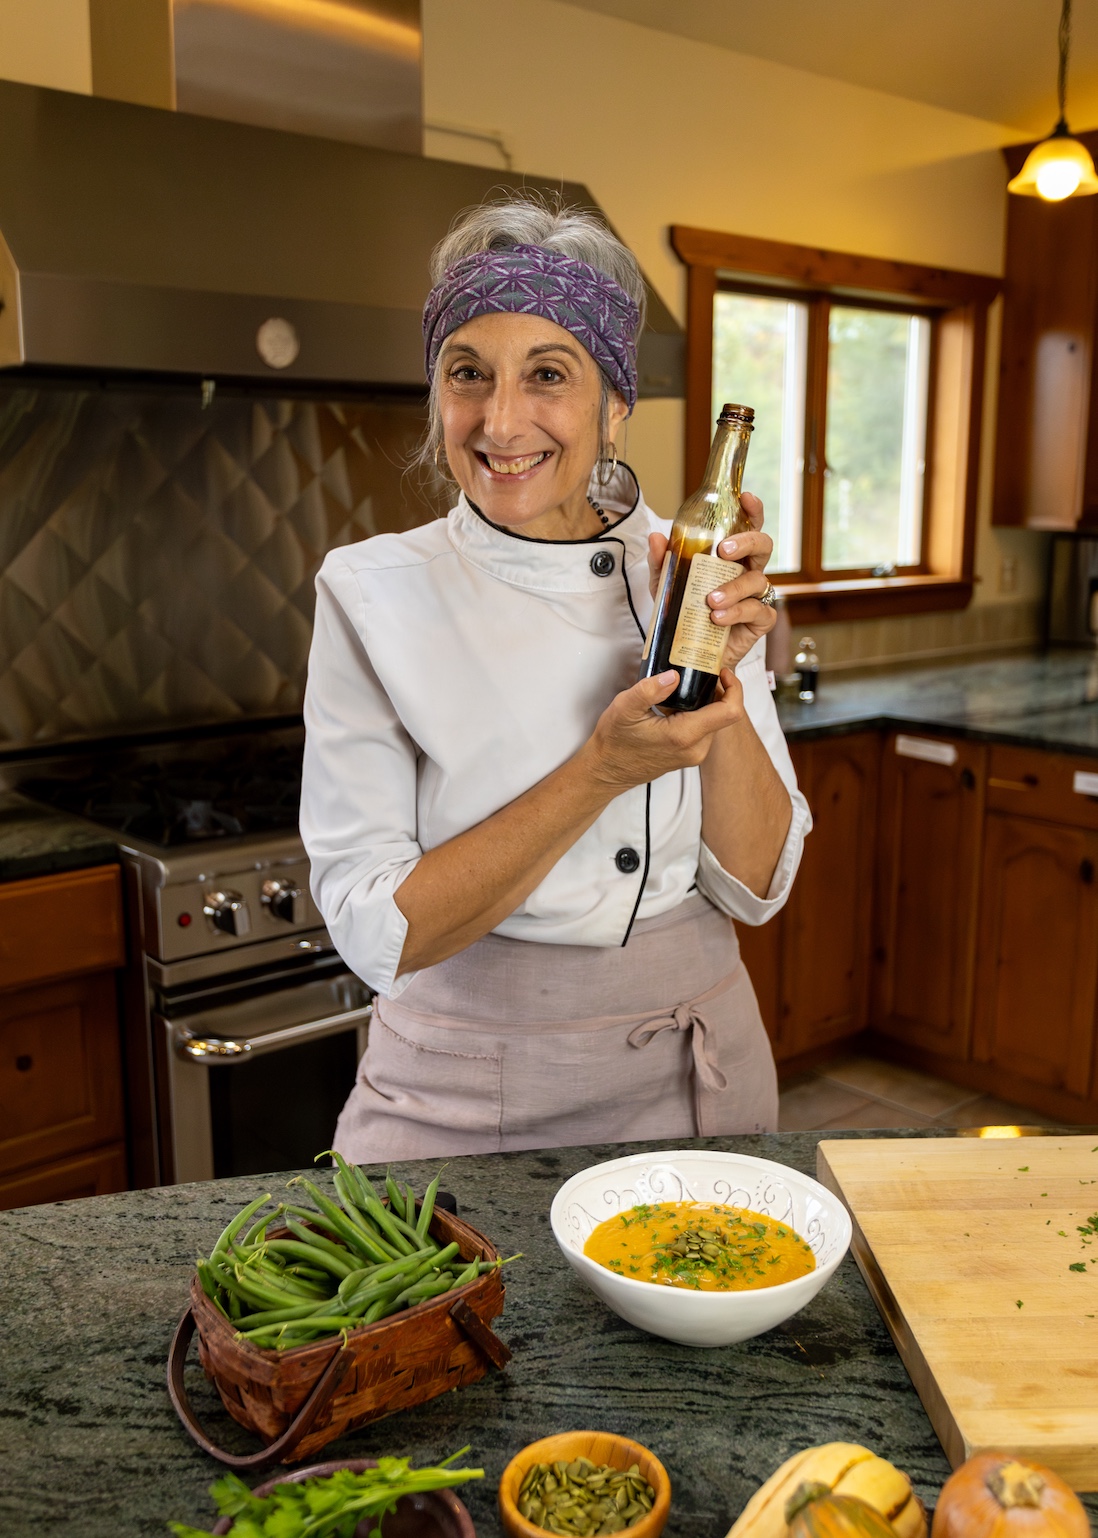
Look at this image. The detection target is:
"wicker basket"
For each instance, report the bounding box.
[167,1206,510,1471]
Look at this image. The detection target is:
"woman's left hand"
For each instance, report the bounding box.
[647,491,776,669]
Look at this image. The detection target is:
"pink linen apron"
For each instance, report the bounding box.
[332,893,778,1162]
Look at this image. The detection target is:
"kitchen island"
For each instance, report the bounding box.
[4,1130,1096,1538]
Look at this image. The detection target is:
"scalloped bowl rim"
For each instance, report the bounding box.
[549,1149,852,1304]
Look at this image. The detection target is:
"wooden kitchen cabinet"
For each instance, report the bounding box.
[973,813,1098,1098]
[994,128,1098,529]
[738,732,879,1062]
[0,865,128,1210]
[872,733,986,1059]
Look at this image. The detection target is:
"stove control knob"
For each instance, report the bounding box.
[261,878,304,925]
[203,889,251,937]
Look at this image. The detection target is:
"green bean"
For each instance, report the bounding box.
[210,1192,272,1264]
[229,1265,325,1312]
[337,1247,435,1305]
[245,1258,329,1299]
[286,1264,330,1282]
[416,1168,443,1241]
[359,1190,418,1256]
[452,1258,479,1289]
[385,1171,406,1219]
[349,1165,385,1211]
[283,1216,353,1262]
[196,1257,221,1302]
[232,1299,329,1330]
[238,1313,358,1340]
[341,1274,413,1317]
[330,1180,399,1263]
[288,1179,390,1262]
[243,1209,278,1249]
[263,1239,354,1279]
[362,1295,390,1325]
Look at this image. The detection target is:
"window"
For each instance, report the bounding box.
[674,227,1000,622]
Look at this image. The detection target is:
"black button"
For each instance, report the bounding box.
[590,549,615,577]
[615,846,641,874]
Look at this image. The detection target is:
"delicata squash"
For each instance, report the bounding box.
[726,1444,927,1538]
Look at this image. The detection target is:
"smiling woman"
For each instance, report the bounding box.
[298,195,812,1161]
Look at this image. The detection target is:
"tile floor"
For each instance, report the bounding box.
[778,1052,1072,1132]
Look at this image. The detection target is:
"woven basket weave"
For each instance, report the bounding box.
[168,1206,509,1470]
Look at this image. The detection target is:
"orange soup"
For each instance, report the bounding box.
[583,1200,816,1291]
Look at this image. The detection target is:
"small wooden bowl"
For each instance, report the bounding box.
[498,1430,671,1538]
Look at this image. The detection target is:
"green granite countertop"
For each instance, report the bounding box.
[777,647,1098,753]
[0,790,118,882]
[3,1131,1096,1538]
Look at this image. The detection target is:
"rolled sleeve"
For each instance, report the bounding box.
[300,552,421,999]
[695,638,812,926]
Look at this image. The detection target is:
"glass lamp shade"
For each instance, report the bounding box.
[1008,132,1098,200]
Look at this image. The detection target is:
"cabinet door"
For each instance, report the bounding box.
[973,814,1098,1095]
[0,972,125,1176]
[0,1144,127,1212]
[994,140,1098,529]
[873,734,985,1058]
[778,733,879,1057]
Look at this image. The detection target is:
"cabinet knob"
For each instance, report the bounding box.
[15,1054,32,1072]
[1082,859,1095,885]
[960,768,976,790]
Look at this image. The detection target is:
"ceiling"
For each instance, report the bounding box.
[560,0,1098,135]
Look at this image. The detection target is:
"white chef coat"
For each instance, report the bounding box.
[300,467,811,1000]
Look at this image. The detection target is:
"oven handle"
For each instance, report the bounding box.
[173,1001,373,1064]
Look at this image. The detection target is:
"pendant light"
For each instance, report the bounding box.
[1008,0,1098,200]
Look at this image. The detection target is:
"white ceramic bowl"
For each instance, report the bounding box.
[550,1149,852,1348]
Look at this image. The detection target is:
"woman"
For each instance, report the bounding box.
[300,197,810,1161]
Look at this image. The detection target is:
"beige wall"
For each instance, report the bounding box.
[423,0,1050,655]
[0,0,90,93]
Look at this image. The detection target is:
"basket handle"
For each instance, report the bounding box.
[167,1306,353,1471]
[449,1297,512,1369]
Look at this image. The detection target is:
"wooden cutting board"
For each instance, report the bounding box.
[817,1136,1098,1490]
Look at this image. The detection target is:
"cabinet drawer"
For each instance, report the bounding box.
[0,1143,127,1211]
[0,866,124,992]
[0,972,124,1176]
[986,745,1098,830]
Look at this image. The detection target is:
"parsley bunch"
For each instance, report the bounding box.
[169,1451,484,1538]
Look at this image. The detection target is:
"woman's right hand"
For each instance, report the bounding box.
[586,667,746,795]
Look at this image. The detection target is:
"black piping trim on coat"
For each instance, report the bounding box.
[466,463,642,545]
[597,531,652,948]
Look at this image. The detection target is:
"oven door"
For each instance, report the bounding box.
[157,963,372,1183]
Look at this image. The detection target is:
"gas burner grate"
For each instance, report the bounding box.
[22,744,303,848]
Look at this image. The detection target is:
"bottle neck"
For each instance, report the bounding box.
[700,421,751,499]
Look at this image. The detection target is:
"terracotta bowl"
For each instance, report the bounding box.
[209,1457,476,1538]
[498,1430,671,1538]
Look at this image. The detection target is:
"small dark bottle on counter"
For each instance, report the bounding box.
[794,636,819,702]
[639,403,755,713]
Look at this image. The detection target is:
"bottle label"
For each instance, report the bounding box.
[670,554,742,671]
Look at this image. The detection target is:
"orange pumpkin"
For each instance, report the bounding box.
[931,1455,1090,1538]
[786,1481,901,1538]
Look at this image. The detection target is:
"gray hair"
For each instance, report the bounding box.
[415,193,647,483]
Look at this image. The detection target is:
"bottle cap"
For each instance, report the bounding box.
[718,403,755,425]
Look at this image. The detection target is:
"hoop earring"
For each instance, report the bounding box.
[597,441,618,487]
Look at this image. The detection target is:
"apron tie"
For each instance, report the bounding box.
[627,999,729,1094]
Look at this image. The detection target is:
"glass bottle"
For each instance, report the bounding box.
[794,636,820,702]
[639,403,755,713]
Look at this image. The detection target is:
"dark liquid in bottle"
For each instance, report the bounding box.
[642,530,724,714]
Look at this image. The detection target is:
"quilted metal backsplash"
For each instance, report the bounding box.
[0,385,444,750]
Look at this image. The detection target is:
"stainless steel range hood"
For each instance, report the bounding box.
[0,78,683,395]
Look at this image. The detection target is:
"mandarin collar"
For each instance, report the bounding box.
[446,463,652,594]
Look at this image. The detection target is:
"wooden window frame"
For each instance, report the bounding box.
[672,226,1001,624]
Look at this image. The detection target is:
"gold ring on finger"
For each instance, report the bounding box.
[758,581,778,609]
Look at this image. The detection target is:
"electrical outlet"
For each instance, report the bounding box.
[999,556,1018,594]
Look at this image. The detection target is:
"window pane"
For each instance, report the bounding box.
[823,308,930,571]
[712,292,807,573]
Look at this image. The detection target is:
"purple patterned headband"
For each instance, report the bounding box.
[422,243,640,410]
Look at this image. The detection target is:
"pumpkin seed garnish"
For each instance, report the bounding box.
[517,1459,657,1534]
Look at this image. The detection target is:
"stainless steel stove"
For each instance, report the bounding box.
[19,728,372,1187]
